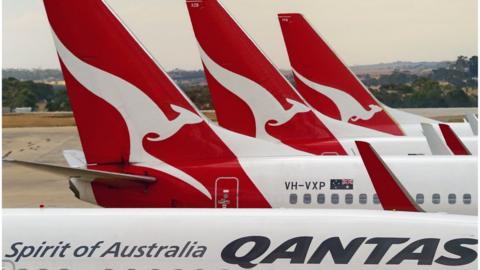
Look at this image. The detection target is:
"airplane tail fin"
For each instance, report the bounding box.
[43,0,229,165]
[43,0,272,207]
[278,13,405,136]
[439,124,471,155]
[355,141,422,212]
[186,0,346,155]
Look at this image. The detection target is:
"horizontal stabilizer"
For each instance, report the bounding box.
[3,159,156,183]
[421,123,451,155]
[355,141,422,212]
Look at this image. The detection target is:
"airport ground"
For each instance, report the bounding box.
[2,108,477,208]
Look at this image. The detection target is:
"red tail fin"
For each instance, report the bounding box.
[439,124,471,155]
[355,141,422,212]
[43,0,270,207]
[186,0,346,155]
[44,0,205,164]
[278,13,404,136]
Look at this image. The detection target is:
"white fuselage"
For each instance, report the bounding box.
[386,107,475,137]
[3,208,477,269]
[337,136,477,155]
[72,148,478,215]
[313,110,477,155]
[235,156,477,215]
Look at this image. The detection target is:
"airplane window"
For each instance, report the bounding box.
[416,194,424,204]
[331,194,339,204]
[373,194,380,204]
[317,194,325,204]
[289,194,297,204]
[359,194,367,204]
[345,194,353,204]
[304,193,311,204]
[448,194,456,204]
[463,194,472,204]
[432,193,440,204]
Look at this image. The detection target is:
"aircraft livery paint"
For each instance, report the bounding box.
[187,0,347,155]
[44,0,270,208]
[3,209,478,269]
[278,13,405,135]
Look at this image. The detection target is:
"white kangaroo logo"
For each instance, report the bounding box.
[53,32,210,199]
[146,105,203,142]
[199,46,310,141]
[293,69,382,122]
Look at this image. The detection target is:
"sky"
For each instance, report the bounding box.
[2,0,478,70]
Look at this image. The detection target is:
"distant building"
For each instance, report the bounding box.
[33,80,66,86]
[13,107,32,113]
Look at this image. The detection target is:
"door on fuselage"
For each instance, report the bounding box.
[215,177,239,208]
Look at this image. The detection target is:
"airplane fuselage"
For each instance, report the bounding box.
[3,208,477,269]
[73,155,477,215]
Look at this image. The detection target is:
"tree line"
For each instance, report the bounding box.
[3,77,70,111]
[364,56,477,108]
[2,56,477,112]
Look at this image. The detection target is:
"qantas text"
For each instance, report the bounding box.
[221,236,477,268]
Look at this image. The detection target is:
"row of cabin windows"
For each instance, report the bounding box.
[416,193,471,205]
[289,193,472,205]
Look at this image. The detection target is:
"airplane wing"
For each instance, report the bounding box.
[355,141,422,212]
[421,123,451,155]
[439,124,472,155]
[3,159,156,183]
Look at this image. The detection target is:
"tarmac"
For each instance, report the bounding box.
[3,126,95,208]
[2,108,477,208]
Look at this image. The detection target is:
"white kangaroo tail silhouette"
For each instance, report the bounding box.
[267,98,310,127]
[147,105,203,142]
[293,69,383,122]
[198,45,310,140]
[350,104,383,122]
[53,31,211,199]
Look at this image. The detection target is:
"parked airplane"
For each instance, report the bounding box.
[3,208,478,269]
[277,13,474,137]
[185,0,477,156]
[26,0,477,214]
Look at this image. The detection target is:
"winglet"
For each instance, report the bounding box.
[421,123,451,155]
[465,113,478,135]
[355,141,422,212]
[439,124,471,155]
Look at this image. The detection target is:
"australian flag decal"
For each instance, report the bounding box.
[330,179,354,190]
